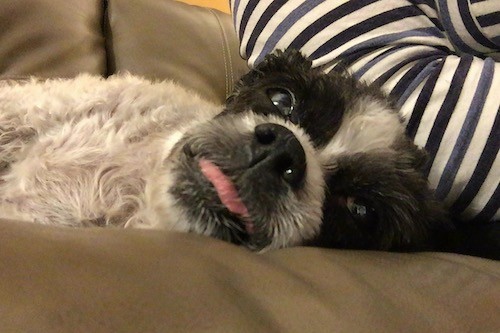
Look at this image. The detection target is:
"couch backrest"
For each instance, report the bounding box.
[0,0,248,104]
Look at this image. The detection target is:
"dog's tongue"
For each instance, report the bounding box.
[198,159,254,234]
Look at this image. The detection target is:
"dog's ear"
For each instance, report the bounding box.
[254,48,313,74]
[234,49,312,88]
[394,138,429,172]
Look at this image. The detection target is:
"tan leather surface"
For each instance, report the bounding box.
[1,220,498,332]
[106,0,248,103]
[0,0,106,78]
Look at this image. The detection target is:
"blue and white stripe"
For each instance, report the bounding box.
[231,0,499,222]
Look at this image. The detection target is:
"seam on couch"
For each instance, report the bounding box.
[209,9,234,97]
[102,0,115,77]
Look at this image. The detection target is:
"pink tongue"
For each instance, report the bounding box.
[198,159,254,234]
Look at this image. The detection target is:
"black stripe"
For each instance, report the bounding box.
[388,54,443,101]
[289,0,378,51]
[311,6,423,59]
[470,185,500,223]
[450,110,500,216]
[477,12,500,28]
[423,55,474,176]
[238,0,259,42]
[338,45,409,73]
[428,17,444,31]
[373,53,442,88]
[245,0,288,57]
[406,59,445,139]
[337,47,381,70]
[458,0,498,49]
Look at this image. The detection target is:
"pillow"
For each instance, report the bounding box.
[231,0,499,223]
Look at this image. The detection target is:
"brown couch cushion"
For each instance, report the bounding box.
[0,0,106,78]
[105,0,248,104]
[1,220,498,332]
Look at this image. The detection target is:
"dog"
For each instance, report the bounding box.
[0,49,452,252]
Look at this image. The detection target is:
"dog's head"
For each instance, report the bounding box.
[164,49,450,252]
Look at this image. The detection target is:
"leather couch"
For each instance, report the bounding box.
[0,1,499,331]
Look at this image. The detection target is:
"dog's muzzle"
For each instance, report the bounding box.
[169,114,322,250]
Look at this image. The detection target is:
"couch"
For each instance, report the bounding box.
[0,0,499,331]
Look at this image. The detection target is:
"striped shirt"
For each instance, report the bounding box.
[231,0,499,223]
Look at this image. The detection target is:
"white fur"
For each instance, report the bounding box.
[319,97,403,164]
[0,74,221,228]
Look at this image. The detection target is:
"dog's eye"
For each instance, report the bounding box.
[267,88,296,120]
[346,197,376,221]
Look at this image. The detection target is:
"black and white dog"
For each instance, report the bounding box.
[0,49,452,252]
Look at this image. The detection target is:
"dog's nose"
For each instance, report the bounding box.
[250,123,306,188]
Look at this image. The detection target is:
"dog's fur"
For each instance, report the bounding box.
[0,50,452,252]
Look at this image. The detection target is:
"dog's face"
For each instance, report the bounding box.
[164,49,449,252]
[165,108,325,251]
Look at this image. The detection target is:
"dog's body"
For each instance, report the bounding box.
[0,50,452,252]
[0,75,223,230]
